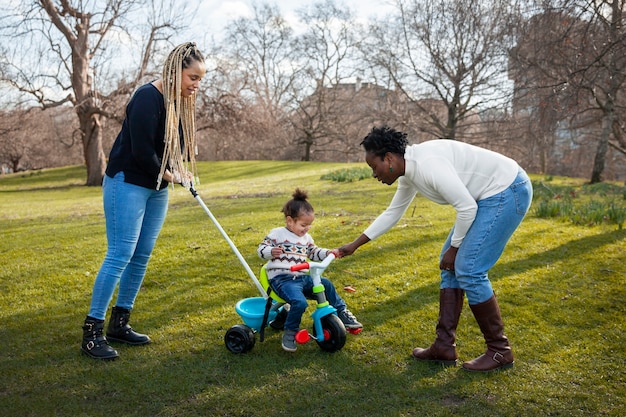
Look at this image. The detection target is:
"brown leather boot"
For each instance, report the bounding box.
[462,295,514,372]
[412,288,464,366]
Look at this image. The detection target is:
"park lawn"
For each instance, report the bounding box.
[0,162,624,417]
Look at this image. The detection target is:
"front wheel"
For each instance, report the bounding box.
[225,324,255,353]
[315,314,346,352]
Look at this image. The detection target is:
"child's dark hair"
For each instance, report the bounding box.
[282,188,313,218]
[360,125,408,158]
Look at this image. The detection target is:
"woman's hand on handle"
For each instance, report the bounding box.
[165,169,193,185]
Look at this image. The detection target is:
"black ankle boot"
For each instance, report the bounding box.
[106,307,151,345]
[81,316,119,360]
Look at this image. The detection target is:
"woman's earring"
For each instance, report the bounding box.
[389,166,393,172]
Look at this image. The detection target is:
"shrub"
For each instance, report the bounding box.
[320,167,371,182]
[532,179,625,228]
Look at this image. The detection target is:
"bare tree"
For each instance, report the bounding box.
[0,106,81,172]
[578,0,626,182]
[509,8,577,174]
[223,3,298,117]
[196,88,283,160]
[0,109,32,172]
[290,0,366,161]
[510,0,626,183]
[206,3,298,159]
[365,0,521,141]
[0,0,189,185]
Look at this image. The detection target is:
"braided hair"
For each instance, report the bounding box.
[157,42,205,189]
[360,125,408,158]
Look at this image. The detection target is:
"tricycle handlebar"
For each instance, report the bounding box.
[289,252,336,272]
[290,262,309,272]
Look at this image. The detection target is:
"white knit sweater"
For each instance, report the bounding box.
[363,140,519,248]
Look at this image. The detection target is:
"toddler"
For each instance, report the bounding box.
[258,188,362,352]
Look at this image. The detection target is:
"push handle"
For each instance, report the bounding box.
[189,185,267,297]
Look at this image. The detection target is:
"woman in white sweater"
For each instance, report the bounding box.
[339,126,533,372]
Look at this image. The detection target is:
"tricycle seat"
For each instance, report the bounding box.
[259,264,286,304]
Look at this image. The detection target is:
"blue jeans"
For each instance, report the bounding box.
[88,172,168,320]
[270,274,347,331]
[440,169,533,305]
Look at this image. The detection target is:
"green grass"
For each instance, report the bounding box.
[1,163,625,417]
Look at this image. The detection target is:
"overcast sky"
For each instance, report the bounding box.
[0,0,398,105]
[191,0,396,42]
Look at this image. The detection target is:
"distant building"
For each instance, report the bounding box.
[295,78,483,162]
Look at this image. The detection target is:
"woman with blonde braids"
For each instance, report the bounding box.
[81,42,206,360]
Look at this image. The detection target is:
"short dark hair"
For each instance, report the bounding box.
[360,126,408,158]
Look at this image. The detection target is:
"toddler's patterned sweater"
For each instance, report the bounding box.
[258,227,331,279]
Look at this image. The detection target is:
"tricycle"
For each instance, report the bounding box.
[225,253,352,354]
[189,186,357,354]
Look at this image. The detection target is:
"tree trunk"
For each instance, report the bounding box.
[446,105,457,140]
[78,110,106,186]
[540,144,547,175]
[301,133,313,161]
[590,0,621,184]
[590,113,612,184]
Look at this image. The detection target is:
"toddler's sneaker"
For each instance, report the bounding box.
[338,309,363,330]
[282,329,297,352]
